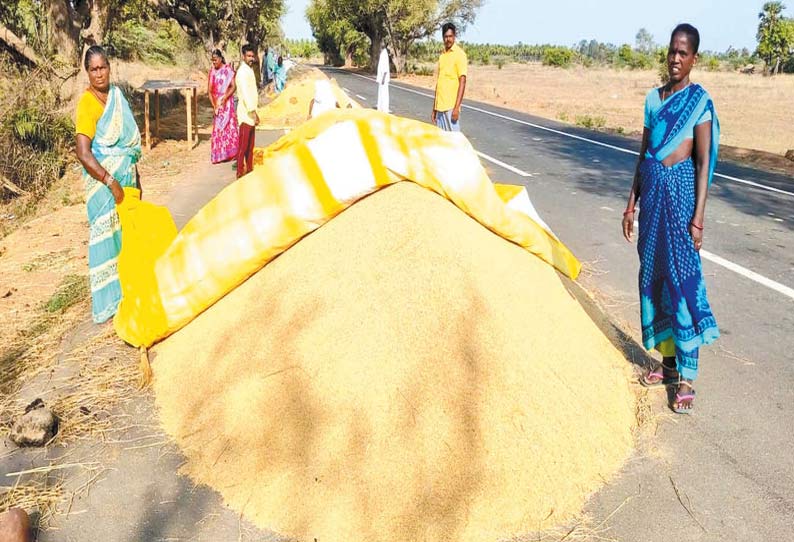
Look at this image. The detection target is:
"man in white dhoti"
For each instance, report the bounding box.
[377,47,390,113]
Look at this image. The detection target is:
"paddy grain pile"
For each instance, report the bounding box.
[152,182,635,541]
[257,71,359,130]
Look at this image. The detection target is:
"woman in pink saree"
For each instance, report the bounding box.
[208,50,239,164]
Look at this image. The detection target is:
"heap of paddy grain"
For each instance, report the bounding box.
[257,70,359,130]
[153,182,635,542]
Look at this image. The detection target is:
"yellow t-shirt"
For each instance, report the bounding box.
[434,43,468,112]
[75,90,105,139]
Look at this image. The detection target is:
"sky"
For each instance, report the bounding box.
[282,0,769,53]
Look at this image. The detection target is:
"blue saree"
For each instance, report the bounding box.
[83,86,142,323]
[274,64,286,93]
[637,83,720,380]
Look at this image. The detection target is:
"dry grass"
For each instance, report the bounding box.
[399,63,794,156]
[0,479,65,530]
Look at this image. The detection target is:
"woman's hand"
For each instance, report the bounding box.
[689,222,703,251]
[622,211,635,242]
[108,179,124,204]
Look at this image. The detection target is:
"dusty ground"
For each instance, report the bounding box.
[399,62,794,165]
[0,58,222,530]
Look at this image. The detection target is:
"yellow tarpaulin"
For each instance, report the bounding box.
[114,109,580,348]
[113,187,178,346]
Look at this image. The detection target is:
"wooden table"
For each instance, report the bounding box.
[140,80,200,151]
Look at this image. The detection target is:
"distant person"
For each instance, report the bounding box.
[74,45,142,323]
[262,46,274,88]
[235,44,259,178]
[274,55,287,94]
[377,47,390,113]
[431,22,467,132]
[308,79,340,119]
[208,49,239,164]
[625,23,720,414]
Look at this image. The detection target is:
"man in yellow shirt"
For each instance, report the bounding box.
[235,44,260,178]
[432,22,467,132]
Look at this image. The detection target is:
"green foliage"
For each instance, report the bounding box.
[0,0,48,55]
[0,63,74,201]
[542,47,573,68]
[408,63,434,76]
[306,0,483,71]
[704,55,721,71]
[756,1,794,73]
[575,115,606,130]
[307,0,370,66]
[285,39,321,59]
[658,47,670,83]
[44,275,89,313]
[106,20,187,64]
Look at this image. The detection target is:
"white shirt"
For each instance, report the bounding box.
[235,62,258,126]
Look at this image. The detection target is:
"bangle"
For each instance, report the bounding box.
[690,221,704,230]
[623,208,635,216]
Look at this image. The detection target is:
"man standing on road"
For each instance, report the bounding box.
[235,44,259,178]
[377,47,390,113]
[431,22,467,132]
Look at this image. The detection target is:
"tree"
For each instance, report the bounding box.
[756,1,794,74]
[147,0,284,52]
[307,0,368,66]
[634,27,655,54]
[382,0,483,74]
[307,0,483,73]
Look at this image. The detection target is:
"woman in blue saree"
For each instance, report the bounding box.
[75,46,142,324]
[274,55,287,94]
[622,24,720,414]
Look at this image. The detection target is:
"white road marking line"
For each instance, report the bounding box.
[476,151,532,177]
[356,94,367,101]
[335,69,794,299]
[339,70,794,198]
[700,250,794,300]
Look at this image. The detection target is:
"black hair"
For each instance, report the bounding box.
[671,23,700,54]
[442,22,456,36]
[83,45,109,71]
[241,44,256,55]
[211,49,225,63]
[277,55,283,64]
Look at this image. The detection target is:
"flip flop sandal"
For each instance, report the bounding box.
[639,362,678,388]
[672,388,696,414]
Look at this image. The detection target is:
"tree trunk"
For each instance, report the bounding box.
[344,47,354,67]
[80,0,111,50]
[390,43,406,74]
[47,0,80,64]
[369,31,384,73]
[0,23,43,67]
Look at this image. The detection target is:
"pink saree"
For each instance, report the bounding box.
[209,64,239,164]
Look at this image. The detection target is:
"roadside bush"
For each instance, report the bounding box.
[408,63,434,76]
[542,47,573,68]
[0,60,74,201]
[575,115,606,130]
[106,20,185,64]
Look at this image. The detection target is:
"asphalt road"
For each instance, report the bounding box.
[324,66,794,542]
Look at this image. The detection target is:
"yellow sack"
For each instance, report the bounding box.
[113,187,178,346]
